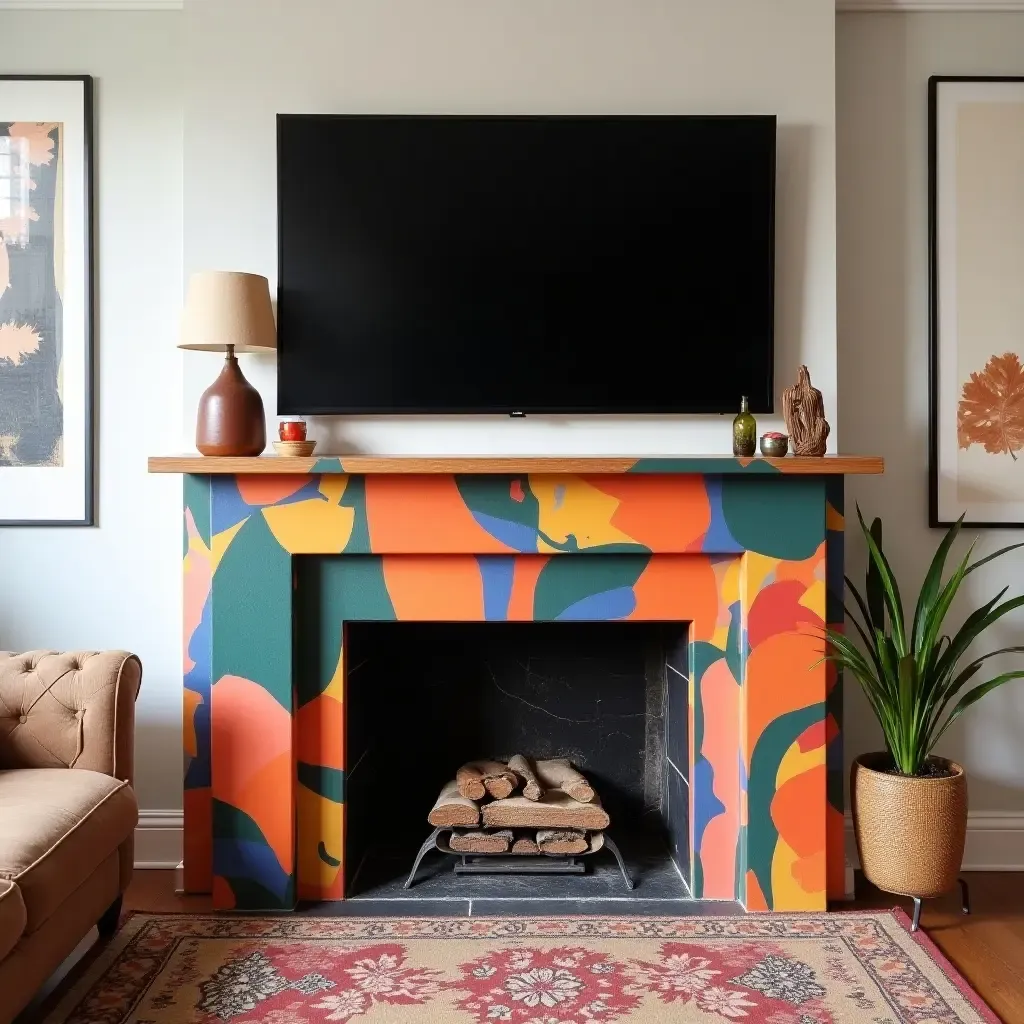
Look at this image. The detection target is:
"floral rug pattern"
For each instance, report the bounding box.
[45,914,997,1024]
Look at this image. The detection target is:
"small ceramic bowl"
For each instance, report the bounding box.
[759,434,789,458]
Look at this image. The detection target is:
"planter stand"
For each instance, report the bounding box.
[911,877,970,932]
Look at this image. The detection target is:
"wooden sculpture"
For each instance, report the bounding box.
[783,365,830,457]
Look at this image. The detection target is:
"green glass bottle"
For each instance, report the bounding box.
[732,395,756,457]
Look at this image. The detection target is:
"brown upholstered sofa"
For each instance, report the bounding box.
[0,651,141,1024]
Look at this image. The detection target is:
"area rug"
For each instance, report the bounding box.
[44,913,997,1024]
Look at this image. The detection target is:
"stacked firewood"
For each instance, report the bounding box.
[428,756,609,855]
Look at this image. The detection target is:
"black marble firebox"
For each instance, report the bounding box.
[332,621,693,912]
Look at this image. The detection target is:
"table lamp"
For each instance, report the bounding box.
[179,271,276,457]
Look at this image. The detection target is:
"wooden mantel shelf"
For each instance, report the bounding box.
[149,454,883,475]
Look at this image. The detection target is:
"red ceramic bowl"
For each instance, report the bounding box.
[279,420,307,442]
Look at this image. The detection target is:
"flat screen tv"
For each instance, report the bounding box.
[277,114,776,415]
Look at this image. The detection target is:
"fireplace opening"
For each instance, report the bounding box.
[339,621,691,909]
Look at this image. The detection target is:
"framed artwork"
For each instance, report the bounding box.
[0,76,93,526]
[930,76,1024,528]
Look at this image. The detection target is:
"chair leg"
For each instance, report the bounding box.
[97,895,123,938]
[911,896,923,933]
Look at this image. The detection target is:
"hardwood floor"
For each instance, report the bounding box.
[24,870,1024,1023]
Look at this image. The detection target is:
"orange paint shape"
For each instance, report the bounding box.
[296,694,344,771]
[792,849,828,896]
[745,868,770,911]
[630,555,719,639]
[599,476,711,552]
[745,632,826,766]
[211,674,294,874]
[774,545,826,588]
[382,555,485,620]
[771,765,827,860]
[366,476,514,553]
[507,556,549,620]
[237,475,311,507]
[183,509,211,674]
[212,875,237,910]
[183,786,212,893]
[697,658,741,900]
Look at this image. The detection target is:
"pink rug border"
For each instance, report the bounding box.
[101,907,1000,1024]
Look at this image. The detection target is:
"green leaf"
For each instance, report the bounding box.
[912,515,962,659]
[859,507,907,656]
[864,514,885,630]
[933,671,1024,746]
[966,541,1024,576]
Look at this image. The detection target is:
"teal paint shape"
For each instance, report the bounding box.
[339,474,372,554]
[298,761,344,803]
[455,475,541,533]
[212,797,269,844]
[629,458,781,475]
[223,877,294,912]
[721,477,825,561]
[295,556,396,706]
[211,511,292,711]
[745,703,824,908]
[312,457,345,473]
[532,555,650,620]
[184,475,211,556]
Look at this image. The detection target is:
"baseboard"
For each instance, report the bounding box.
[135,809,1024,872]
[134,809,183,869]
[845,811,1024,871]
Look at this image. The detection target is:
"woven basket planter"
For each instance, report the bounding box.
[851,752,967,899]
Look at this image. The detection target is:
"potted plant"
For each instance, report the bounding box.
[828,509,1024,928]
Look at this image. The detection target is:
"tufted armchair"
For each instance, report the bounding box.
[0,651,141,1024]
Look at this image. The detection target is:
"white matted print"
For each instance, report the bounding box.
[931,77,1024,527]
[0,76,92,525]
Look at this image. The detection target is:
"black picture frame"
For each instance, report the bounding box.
[0,75,94,526]
[929,75,1024,529]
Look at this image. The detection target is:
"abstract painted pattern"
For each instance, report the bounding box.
[182,469,842,912]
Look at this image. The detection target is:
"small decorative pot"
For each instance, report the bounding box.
[851,752,967,898]
[760,433,789,457]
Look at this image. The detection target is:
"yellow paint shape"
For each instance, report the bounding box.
[772,836,825,911]
[211,519,246,573]
[742,552,779,603]
[263,500,355,554]
[799,579,826,618]
[826,503,845,532]
[532,477,635,551]
[297,784,343,898]
[318,475,350,506]
[183,688,203,758]
[776,738,822,788]
[324,644,345,702]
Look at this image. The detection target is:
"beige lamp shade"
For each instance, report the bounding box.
[179,271,277,352]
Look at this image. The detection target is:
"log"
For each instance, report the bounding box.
[508,754,544,802]
[450,829,513,854]
[536,829,588,855]
[511,835,540,855]
[456,760,518,801]
[482,791,609,830]
[534,759,596,803]
[428,780,480,827]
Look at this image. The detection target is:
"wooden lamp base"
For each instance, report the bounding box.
[195,346,266,457]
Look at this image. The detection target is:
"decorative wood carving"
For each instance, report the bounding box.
[783,366,831,457]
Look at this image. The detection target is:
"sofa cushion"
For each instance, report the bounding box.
[0,878,26,961]
[0,768,137,933]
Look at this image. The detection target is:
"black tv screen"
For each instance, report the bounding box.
[277,114,776,415]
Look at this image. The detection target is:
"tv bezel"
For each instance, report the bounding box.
[276,112,777,416]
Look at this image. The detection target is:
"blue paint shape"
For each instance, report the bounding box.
[553,484,566,510]
[211,478,253,534]
[213,838,292,902]
[471,511,539,552]
[555,586,637,621]
[184,590,212,790]
[702,477,742,552]
[478,555,516,620]
[692,755,727,851]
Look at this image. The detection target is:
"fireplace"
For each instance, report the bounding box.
[328,621,691,908]
[155,457,880,912]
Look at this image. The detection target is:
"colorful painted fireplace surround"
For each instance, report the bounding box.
[149,454,883,913]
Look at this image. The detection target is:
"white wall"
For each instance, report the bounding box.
[838,12,1024,824]
[0,12,184,822]
[184,0,839,455]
